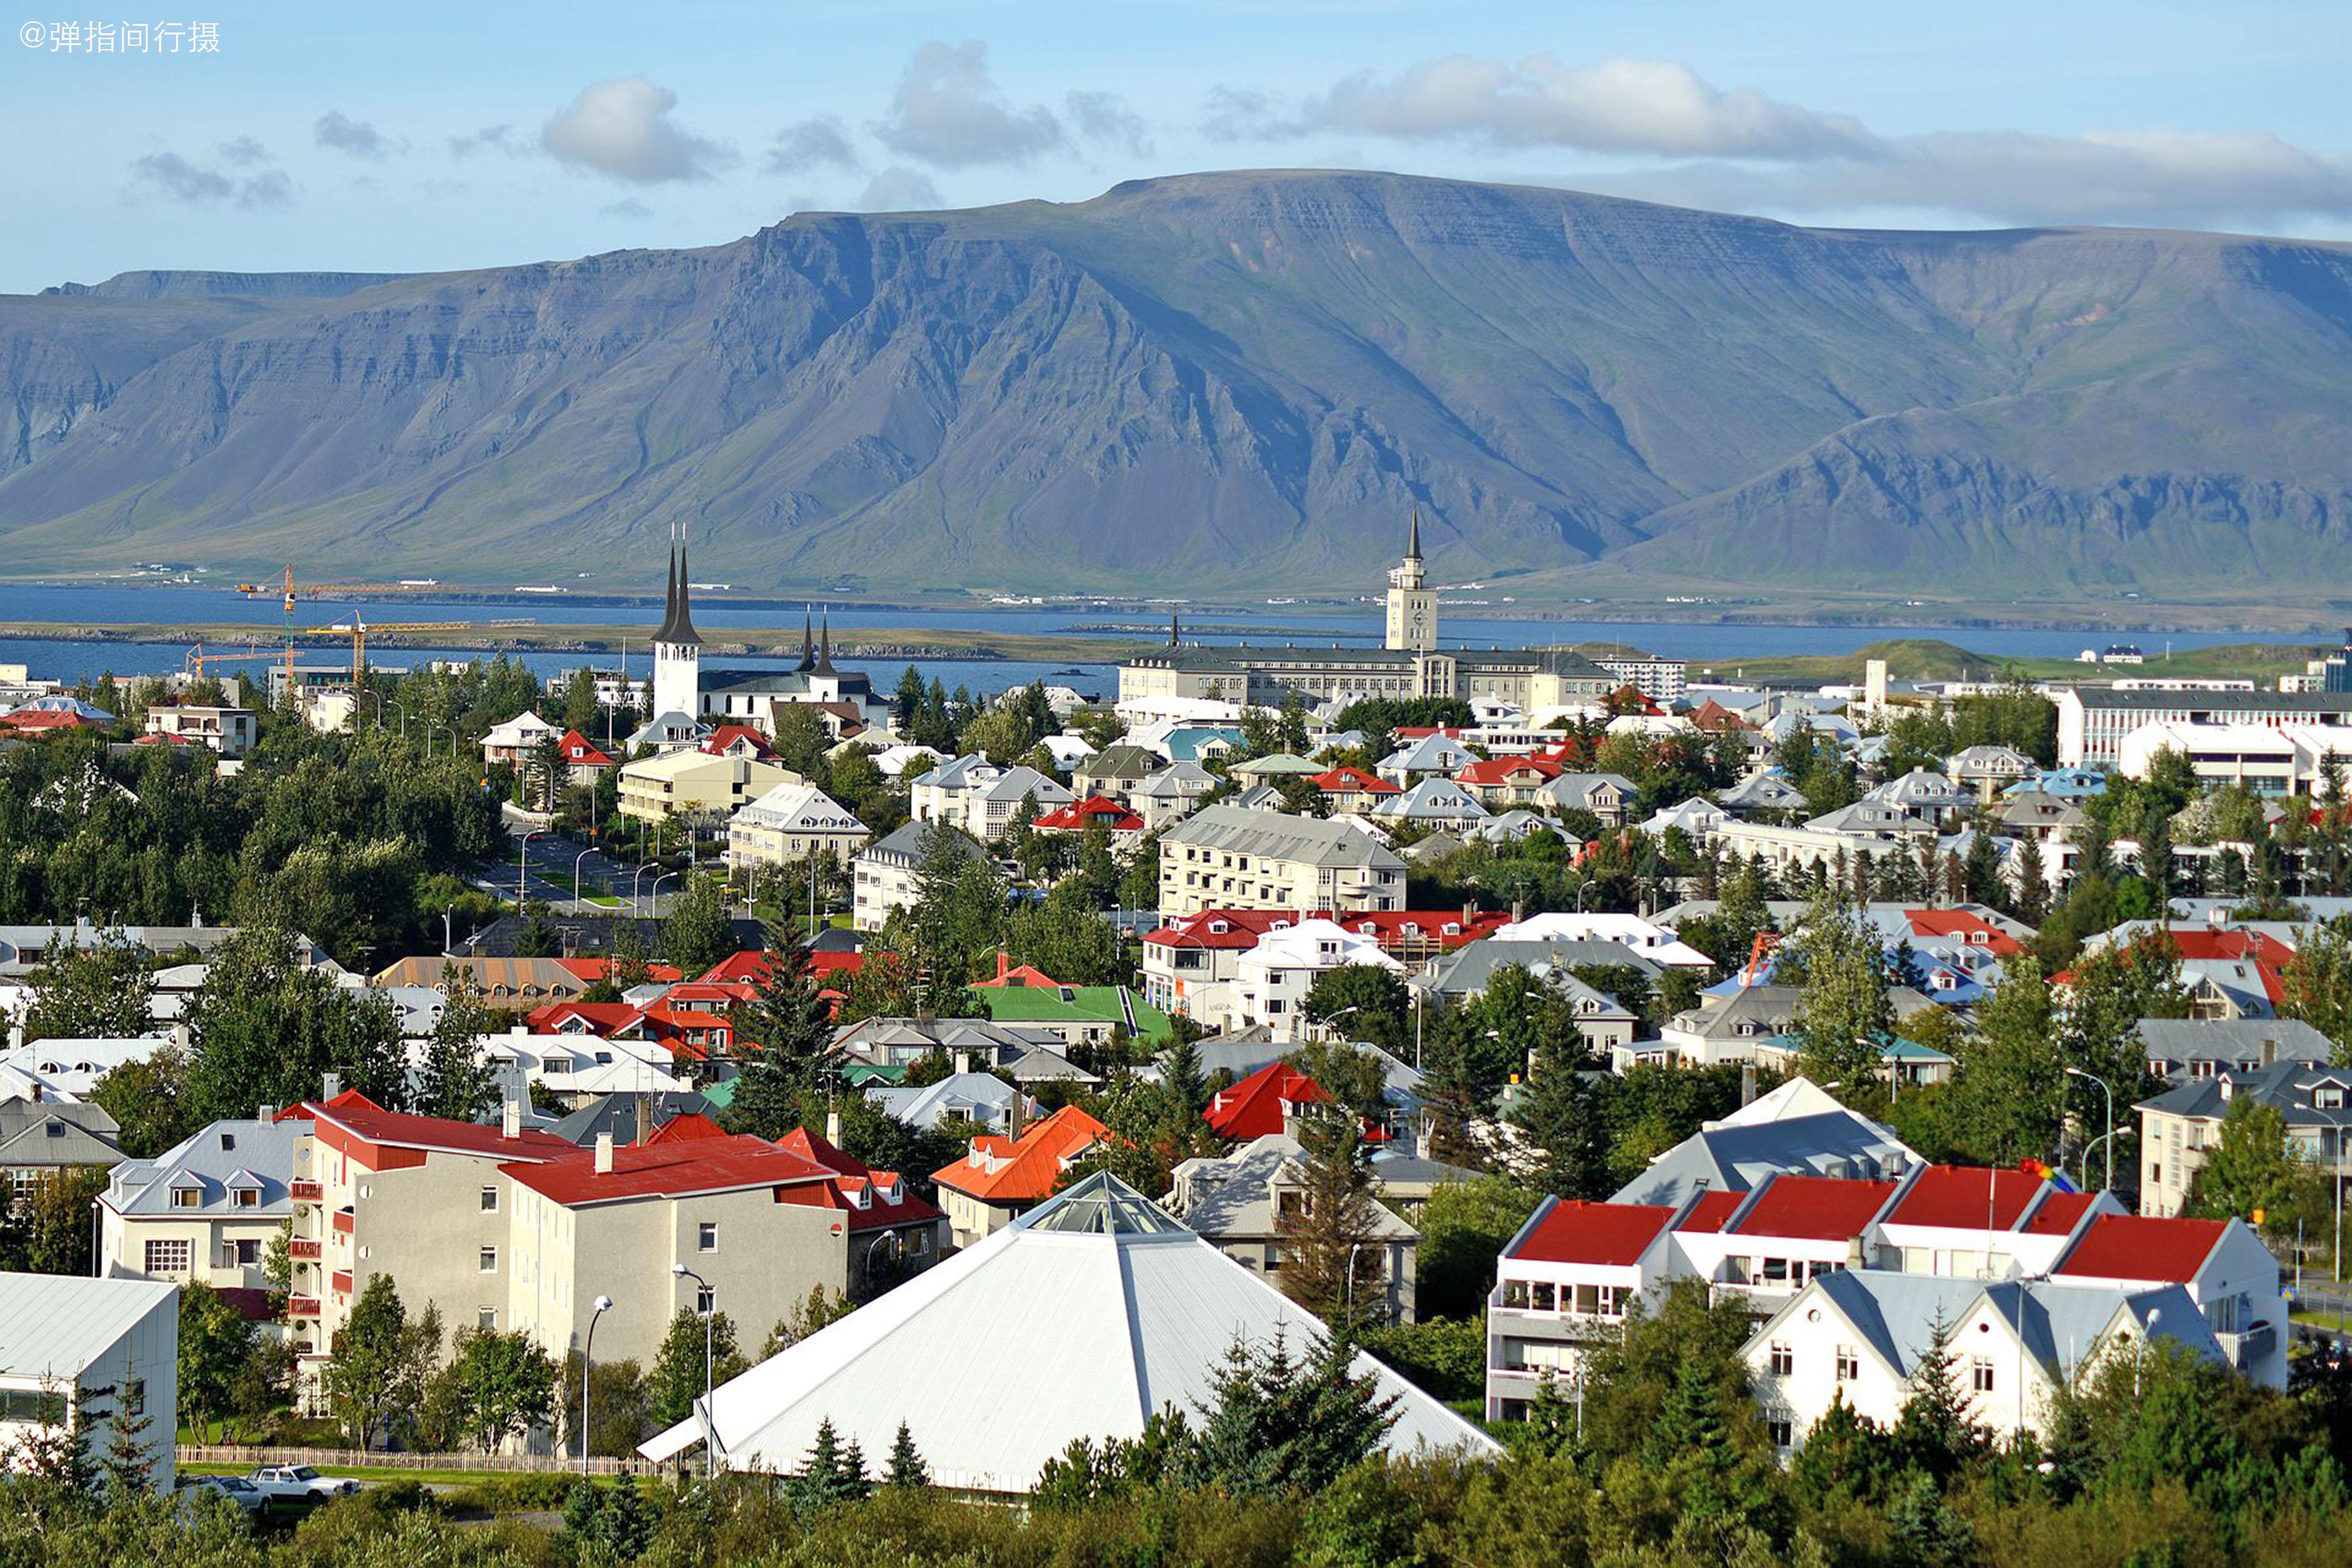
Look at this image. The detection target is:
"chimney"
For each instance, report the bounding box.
[1740,1063,1757,1107]
[826,1105,843,1148]
[502,1097,522,1138]
[995,951,1011,982]
[1008,1093,1028,1139]
[593,1133,614,1174]
[259,1103,275,1123]
[1511,899,1525,923]
[954,1050,971,1077]
[2260,1036,2279,1067]
[321,1071,342,1101]
[1847,1235,1867,1271]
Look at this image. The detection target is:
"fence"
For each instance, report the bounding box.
[177,1443,649,1476]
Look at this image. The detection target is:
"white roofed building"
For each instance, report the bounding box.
[726,783,870,872]
[639,1172,1497,1489]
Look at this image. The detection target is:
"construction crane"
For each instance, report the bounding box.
[182,641,282,676]
[235,566,433,615]
[299,619,537,686]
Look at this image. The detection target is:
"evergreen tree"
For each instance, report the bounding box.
[1888,1469,1974,1567]
[414,970,501,1122]
[599,1470,653,1557]
[893,665,925,730]
[885,1421,931,1489]
[1275,1107,1388,1322]
[839,1436,873,1501]
[2013,835,2050,925]
[1891,1310,1985,1482]
[1181,1325,1400,1498]
[726,919,834,1139]
[1508,1022,1607,1198]
[1160,1036,1208,1120]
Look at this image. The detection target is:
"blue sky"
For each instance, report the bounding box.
[3,0,2346,292]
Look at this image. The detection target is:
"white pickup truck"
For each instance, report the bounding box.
[246,1464,362,1504]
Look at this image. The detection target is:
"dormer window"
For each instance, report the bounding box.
[2317,1085,2347,1111]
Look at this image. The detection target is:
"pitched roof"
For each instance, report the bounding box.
[505,1131,834,1206]
[1881,1166,2049,1231]
[1508,1200,1678,1267]
[1310,766,1398,796]
[2052,1214,2229,1284]
[0,1274,177,1377]
[1728,1174,1897,1240]
[1205,1061,1327,1140]
[1160,805,1405,870]
[2019,1190,2097,1236]
[288,1089,576,1162]
[639,1171,1496,1488]
[932,1104,1109,1204]
[556,729,615,766]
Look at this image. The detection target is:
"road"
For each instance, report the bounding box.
[475,825,682,917]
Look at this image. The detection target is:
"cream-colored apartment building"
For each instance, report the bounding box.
[1156,805,1405,921]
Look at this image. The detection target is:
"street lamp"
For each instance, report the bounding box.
[520,830,548,910]
[1345,1240,1370,1319]
[580,1294,614,1478]
[574,846,595,905]
[670,1263,716,1480]
[863,1232,899,1296]
[2066,1066,2114,1192]
[633,862,657,915]
[650,870,678,917]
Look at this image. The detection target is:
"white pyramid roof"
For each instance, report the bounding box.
[640,1172,1496,1490]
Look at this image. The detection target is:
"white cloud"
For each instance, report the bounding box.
[542,76,732,184]
[1214,53,2352,230]
[764,115,860,176]
[856,167,945,211]
[1213,55,1871,159]
[314,112,386,160]
[874,40,1063,169]
[131,150,291,208]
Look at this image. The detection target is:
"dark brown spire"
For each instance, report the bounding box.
[653,524,700,646]
[1407,507,1422,561]
[795,606,815,672]
[816,609,836,674]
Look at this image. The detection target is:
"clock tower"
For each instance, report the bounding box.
[1383,510,1437,653]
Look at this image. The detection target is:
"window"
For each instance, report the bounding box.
[1835,1346,1859,1382]
[226,1239,261,1268]
[479,1186,499,1213]
[478,1247,498,1274]
[698,1221,718,1253]
[1970,1358,1995,1393]
[143,1239,191,1275]
[0,1389,65,1425]
[694,1287,716,1315]
[230,1188,260,1208]
[121,1378,145,1417]
[1766,1413,1794,1450]
[171,1188,202,1210]
[219,1134,236,1152]
[477,1308,497,1331]
[1768,1342,1793,1376]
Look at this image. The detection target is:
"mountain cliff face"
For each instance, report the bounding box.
[1,170,2346,599]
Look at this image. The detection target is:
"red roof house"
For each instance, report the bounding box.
[1205,1061,1329,1140]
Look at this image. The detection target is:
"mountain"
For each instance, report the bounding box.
[1,170,2347,602]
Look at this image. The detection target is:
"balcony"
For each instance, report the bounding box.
[287,1295,321,1318]
[330,1269,354,1296]
[290,1180,323,1202]
[2216,1321,2276,1373]
[331,1208,354,1235]
[288,1238,323,1261]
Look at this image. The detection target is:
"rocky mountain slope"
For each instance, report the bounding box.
[1,170,2345,599]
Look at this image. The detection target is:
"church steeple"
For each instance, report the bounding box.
[816,609,836,674]
[1407,507,1422,562]
[650,522,704,722]
[653,522,700,647]
[1169,610,1182,647]
[795,606,815,673]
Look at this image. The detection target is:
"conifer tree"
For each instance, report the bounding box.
[1893,1310,1985,1482]
[885,1421,931,1489]
[1508,1022,1607,1198]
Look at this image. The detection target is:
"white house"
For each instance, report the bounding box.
[99,1115,309,1295]
[726,783,870,872]
[1224,918,1402,1042]
[0,1273,179,1490]
[481,710,562,769]
[1488,912,1716,968]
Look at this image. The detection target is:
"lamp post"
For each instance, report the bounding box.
[520,830,548,910]
[2066,1066,2114,1192]
[650,870,678,917]
[863,1232,898,1297]
[443,905,456,957]
[574,847,595,905]
[670,1263,716,1480]
[1345,1241,1370,1320]
[633,862,657,916]
[580,1294,613,1478]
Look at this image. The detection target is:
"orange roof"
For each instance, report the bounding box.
[526,1000,645,1035]
[641,1113,729,1146]
[1727,1175,1897,1241]
[285,1089,574,1164]
[931,1105,1109,1204]
[1510,1200,1677,1266]
[505,1131,834,1206]
[553,958,685,985]
[700,724,776,757]
[1310,766,1398,795]
[556,729,615,766]
[1901,909,2025,959]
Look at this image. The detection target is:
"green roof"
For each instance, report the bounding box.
[978,984,1173,1042]
[698,1077,736,1109]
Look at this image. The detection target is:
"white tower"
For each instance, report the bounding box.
[651,524,702,720]
[1384,510,1437,653]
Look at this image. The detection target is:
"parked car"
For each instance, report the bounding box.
[247,1464,361,1503]
[182,1474,267,1513]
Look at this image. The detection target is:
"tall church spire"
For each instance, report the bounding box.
[1407,507,1422,561]
[816,609,836,674]
[795,606,815,673]
[654,522,700,647]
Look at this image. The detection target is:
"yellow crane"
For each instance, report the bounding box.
[298,618,537,686]
[181,641,283,678]
[235,566,434,615]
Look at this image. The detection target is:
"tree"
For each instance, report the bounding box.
[2282,917,2352,1061]
[1413,1176,1541,1319]
[441,1326,559,1452]
[89,1046,191,1160]
[2185,1098,2327,1242]
[2013,836,2050,925]
[412,971,501,1122]
[661,869,740,977]
[1300,964,1411,1058]
[645,1306,744,1429]
[183,922,407,1125]
[177,1283,256,1443]
[1180,1325,1400,1498]
[324,1275,422,1449]
[1788,891,1895,1087]
[1275,1108,1387,1322]
[21,937,154,1044]
[1945,963,2065,1166]
[1891,1309,1986,1481]
[725,920,835,1140]
[1508,1022,1608,1200]
[886,1420,931,1488]
[0,1167,109,1275]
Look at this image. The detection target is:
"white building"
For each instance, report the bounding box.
[481,710,562,769]
[651,526,702,726]
[850,821,985,933]
[726,783,870,872]
[2116,720,2352,797]
[0,1273,179,1490]
[100,1115,309,1294]
[143,704,260,757]
[1224,918,1401,1042]
[1488,912,1715,968]
[907,757,1073,842]
[1157,805,1405,920]
[639,1172,1496,1490]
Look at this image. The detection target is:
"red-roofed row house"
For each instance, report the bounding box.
[1484,1160,2284,1420]
[278,1087,942,1411]
[1140,905,1508,1017]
